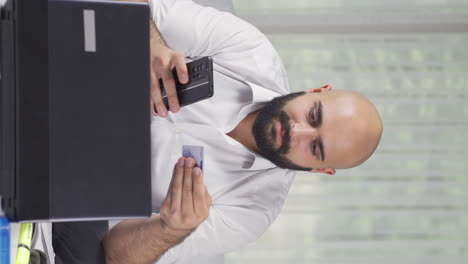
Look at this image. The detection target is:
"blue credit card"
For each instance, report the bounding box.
[182,145,204,170]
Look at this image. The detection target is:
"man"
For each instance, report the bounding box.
[102,0,383,263]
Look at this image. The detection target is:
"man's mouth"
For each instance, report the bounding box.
[276,122,283,147]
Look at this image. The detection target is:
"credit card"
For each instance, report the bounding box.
[182,145,204,170]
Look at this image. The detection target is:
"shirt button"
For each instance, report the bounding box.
[175,128,182,134]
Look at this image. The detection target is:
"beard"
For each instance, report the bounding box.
[252,92,312,171]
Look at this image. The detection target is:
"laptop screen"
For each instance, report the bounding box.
[1,0,152,221]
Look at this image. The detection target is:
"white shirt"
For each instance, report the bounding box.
[149,0,296,263]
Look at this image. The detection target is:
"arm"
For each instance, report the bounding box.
[148,15,189,118]
[120,0,284,115]
[154,169,297,263]
[103,215,187,264]
[116,0,189,117]
[103,157,212,264]
[150,0,291,95]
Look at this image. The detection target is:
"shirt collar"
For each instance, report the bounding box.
[247,81,283,103]
[220,132,278,170]
[220,81,284,170]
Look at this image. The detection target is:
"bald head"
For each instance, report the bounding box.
[251,85,383,174]
[323,90,383,168]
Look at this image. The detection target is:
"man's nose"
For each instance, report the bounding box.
[290,124,319,141]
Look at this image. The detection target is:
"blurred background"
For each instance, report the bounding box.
[1,0,467,263]
[225,0,468,263]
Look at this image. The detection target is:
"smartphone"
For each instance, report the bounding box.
[157,56,214,111]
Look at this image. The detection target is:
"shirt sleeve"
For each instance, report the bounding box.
[155,169,296,264]
[148,0,291,95]
[149,0,263,58]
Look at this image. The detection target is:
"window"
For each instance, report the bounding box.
[226,1,468,263]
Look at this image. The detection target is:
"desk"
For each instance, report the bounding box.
[5,220,107,264]
[2,197,52,264]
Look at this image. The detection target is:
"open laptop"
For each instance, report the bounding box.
[0,0,152,222]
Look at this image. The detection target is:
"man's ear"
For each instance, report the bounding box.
[305,84,333,93]
[310,168,336,175]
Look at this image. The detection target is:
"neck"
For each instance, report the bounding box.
[226,110,260,153]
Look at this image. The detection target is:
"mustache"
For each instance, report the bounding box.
[277,111,291,155]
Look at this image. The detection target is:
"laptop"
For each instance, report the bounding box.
[0,0,152,222]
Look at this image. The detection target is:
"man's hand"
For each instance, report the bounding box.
[103,157,211,264]
[160,157,212,232]
[149,22,189,117]
[114,0,188,117]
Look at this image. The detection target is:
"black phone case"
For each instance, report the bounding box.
[158,56,214,110]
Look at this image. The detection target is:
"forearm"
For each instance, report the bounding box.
[149,18,166,46]
[103,214,191,264]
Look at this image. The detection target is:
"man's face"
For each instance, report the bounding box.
[252,87,382,172]
[252,92,310,170]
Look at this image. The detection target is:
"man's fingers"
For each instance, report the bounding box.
[150,99,157,117]
[167,160,178,196]
[161,68,180,113]
[181,158,195,216]
[174,55,189,84]
[163,157,182,207]
[170,157,185,211]
[193,167,209,216]
[150,67,168,117]
[162,158,210,230]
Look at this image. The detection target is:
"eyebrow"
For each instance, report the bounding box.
[318,137,325,161]
[317,101,325,161]
[317,101,323,127]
